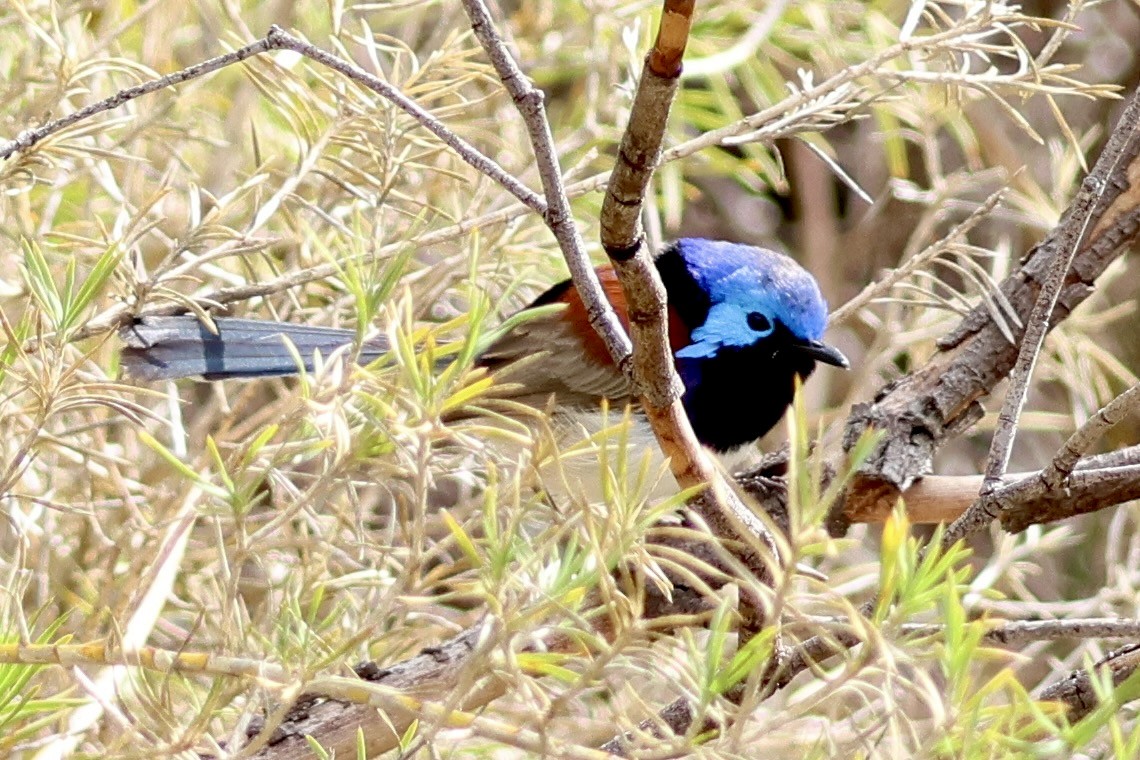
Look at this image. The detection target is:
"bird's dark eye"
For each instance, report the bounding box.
[747,311,772,333]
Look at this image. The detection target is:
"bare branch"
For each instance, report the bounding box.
[945,168,1109,544]
[247,624,493,759]
[0,38,275,160]
[975,618,1140,646]
[1040,643,1140,722]
[832,445,1140,527]
[835,84,1140,539]
[998,463,1140,532]
[459,0,633,372]
[599,698,708,756]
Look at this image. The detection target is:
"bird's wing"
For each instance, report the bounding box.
[476,265,699,408]
[476,306,634,407]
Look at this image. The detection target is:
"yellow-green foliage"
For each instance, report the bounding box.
[0,0,1136,757]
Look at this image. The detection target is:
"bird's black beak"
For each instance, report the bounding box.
[799,339,850,369]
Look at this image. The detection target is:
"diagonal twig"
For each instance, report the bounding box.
[458,0,633,372]
[263,26,545,215]
[0,27,547,218]
[0,38,275,160]
[1040,382,1140,489]
[941,99,1137,546]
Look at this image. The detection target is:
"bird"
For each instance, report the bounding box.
[119,238,848,453]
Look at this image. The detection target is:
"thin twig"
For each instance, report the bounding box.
[458,0,633,371]
[0,27,547,218]
[829,186,1008,326]
[0,38,275,159]
[1040,382,1140,489]
[975,175,1103,489]
[934,85,1140,546]
[596,0,785,611]
[263,26,545,216]
[976,618,1140,646]
[661,8,1104,162]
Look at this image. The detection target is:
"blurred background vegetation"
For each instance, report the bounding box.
[0,0,1138,756]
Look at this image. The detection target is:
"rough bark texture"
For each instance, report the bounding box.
[248,625,493,759]
[1040,643,1140,721]
[830,90,1140,536]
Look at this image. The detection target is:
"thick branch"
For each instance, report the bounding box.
[1040,643,1140,722]
[834,86,1140,537]
[596,1,783,589]
[998,463,1140,532]
[828,444,1140,527]
[598,0,690,408]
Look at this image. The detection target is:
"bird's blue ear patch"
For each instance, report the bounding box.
[672,239,830,343]
[675,303,773,359]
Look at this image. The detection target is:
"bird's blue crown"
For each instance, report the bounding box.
[671,238,830,360]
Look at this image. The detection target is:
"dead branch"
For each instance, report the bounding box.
[832,85,1140,538]
[460,0,634,373]
[248,624,491,759]
[827,444,1140,526]
[1040,643,1140,722]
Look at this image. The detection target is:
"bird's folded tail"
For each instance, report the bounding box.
[119,316,389,381]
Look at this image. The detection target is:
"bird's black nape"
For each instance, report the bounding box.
[653,241,712,329]
[526,240,713,328]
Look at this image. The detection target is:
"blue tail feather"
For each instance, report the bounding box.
[119,316,388,381]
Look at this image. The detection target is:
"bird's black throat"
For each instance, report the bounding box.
[677,327,819,453]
